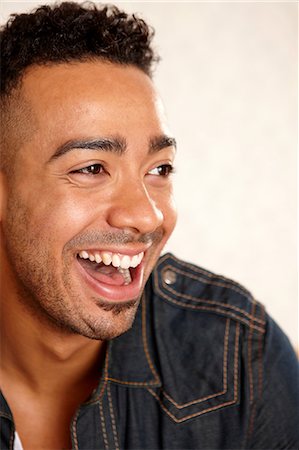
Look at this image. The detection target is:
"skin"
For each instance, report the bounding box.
[0,61,177,449]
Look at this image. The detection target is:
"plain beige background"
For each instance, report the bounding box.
[0,1,298,349]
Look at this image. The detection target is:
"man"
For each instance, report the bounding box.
[0,2,298,449]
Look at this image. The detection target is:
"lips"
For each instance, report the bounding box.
[75,249,146,302]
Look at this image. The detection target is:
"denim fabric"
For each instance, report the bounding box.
[1,253,298,449]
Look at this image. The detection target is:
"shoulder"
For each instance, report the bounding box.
[146,253,266,422]
[151,252,266,334]
[146,253,298,441]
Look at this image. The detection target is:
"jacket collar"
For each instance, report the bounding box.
[104,282,161,388]
[0,389,13,420]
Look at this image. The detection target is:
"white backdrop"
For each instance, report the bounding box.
[1,1,297,349]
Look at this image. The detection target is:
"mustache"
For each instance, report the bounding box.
[65,229,164,250]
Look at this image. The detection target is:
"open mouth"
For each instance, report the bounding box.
[76,249,145,302]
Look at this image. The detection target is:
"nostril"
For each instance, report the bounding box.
[107,195,163,234]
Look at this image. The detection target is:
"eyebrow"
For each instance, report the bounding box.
[149,135,177,154]
[48,134,176,162]
[49,137,126,161]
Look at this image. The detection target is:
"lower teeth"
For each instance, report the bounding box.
[117,267,132,285]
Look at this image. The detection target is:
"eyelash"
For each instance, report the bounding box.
[147,164,174,177]
[71,163,175,177]
[71,164,104,175]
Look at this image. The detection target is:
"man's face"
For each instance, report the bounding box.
[0,61,177,340]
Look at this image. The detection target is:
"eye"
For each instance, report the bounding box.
[71,164,104,175]
[148,164,174,177]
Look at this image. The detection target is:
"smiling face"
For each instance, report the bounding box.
[0,61,177,340]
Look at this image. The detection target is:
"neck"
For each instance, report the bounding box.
[0,284,105,396]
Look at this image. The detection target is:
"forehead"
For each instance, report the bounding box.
[19,61,168,149]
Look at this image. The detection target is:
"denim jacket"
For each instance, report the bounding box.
[1,253,299,449]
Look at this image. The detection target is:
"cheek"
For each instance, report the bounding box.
[160,191,177,234]
[18,189,103,245]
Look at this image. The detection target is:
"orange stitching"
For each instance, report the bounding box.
[148,388,237,424]
[99,401,109,450]
[107,377,158,386]
[156,265,265,327]
[154,283,265,334]
[246,301,257,443]
[258,306,265,398]
[147,320,240,423]
[162,387,226,408]
[103,348,109,386]
[71,410,79,450]
[246,304,265,444]
[85,348,109,405]
[107,294,161,387]
[234,322,240,401]
[223,320,229,391]
[162,263,253,302]
[248,301,256,405]
[162,318,230,408]
[141,293,161,384]
[158,254,253,298]
[84,346,109,405]
[107,383,120,450]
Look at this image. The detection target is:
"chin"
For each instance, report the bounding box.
[51,293,141,341]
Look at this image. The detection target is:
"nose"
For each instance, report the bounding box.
[106,182,164,235]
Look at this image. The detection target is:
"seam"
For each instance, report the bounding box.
[246,300,257,443]
[156,265,265,327]
[107,293,161,387]
[248,300,256,405]
[107,383,120,450]
[99,401,109,450]
[71,410,79,450]
[0,412,13,420]
[106,378,158,386]
[158,254,252,298]
[257,306,265,399]
[147,389,236,424]
[155,282,265,334]
[162,318,230,408]
[147,322,240,423]
[99,349,109,401]
[161,263,253,303]
[246,303,266,448]
[233,322,240,402]
[141,292,160,384]
[84,349,109,405]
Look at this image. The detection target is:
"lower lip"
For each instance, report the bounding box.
[76,259,145,302]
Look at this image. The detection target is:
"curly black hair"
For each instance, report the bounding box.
[0,1,159,97]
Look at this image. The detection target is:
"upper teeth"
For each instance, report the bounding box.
[78,250,144,269]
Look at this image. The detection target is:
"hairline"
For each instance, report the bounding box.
[1,54,153,99]
[0,58,154,175]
